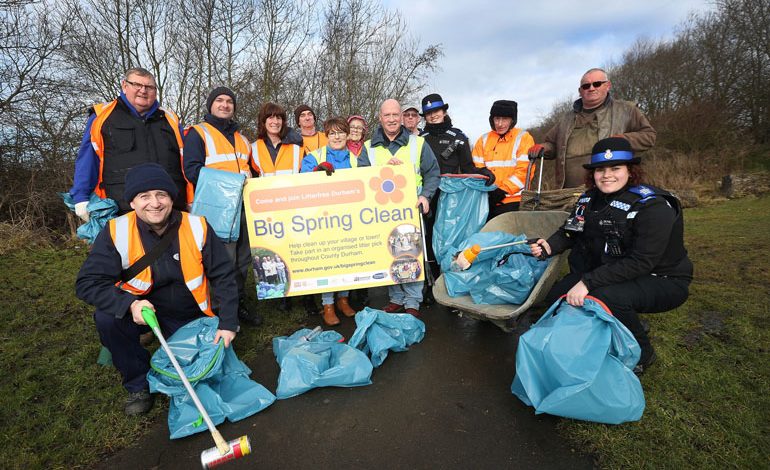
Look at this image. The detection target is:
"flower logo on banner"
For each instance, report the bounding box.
[369,166,406,204]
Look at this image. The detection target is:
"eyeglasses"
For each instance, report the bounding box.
[124,79,157,92]
[580,80,608,90]
[403,112,419,118]
[349,126,364,131]
[327,130,347,137]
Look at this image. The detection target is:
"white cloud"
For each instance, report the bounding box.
[385,0,714,141]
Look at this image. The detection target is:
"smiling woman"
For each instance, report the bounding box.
[530,137,693,376]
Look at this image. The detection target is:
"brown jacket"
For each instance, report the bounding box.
[542,96,656,188]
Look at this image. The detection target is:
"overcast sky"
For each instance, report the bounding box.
[385,0,715,141]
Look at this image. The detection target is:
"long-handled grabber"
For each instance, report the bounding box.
[141,307,251,469]
[453,238,542,270]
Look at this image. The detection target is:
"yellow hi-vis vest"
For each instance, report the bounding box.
[364,134,424,189]
[308,147,358,168]
[190,122,252,177]
[108,211,214,316]
[90,99,194,203]
[250,139,303,176]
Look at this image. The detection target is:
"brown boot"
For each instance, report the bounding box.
[322,304,340,326]
[335,296,356,317]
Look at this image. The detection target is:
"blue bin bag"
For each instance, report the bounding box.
[442,232,526,297]
[60,192,119,244]
[432,175,496,264]
[148,317,276,439]
[191,167,246,243]
[272,328,373,399]
[257,281,285,299]
[348,307,426,367]
[511,297,645,424]
[469,246,549,305]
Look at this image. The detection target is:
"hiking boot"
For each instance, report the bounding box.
[124,390,154,416]
[335,297,356,317]
[381,302,404,313]
[238,302,263,327]
[303,295,319,315]
[405,307,420,317]
[322,304,340,326]
[633,349,657,376]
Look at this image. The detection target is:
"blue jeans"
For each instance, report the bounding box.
[322,290,350,305]
[388,281,424,310]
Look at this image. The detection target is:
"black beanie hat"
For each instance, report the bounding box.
[124,163,179,202]
[206,86,236,114]
[488,100,518,130]
[294,104,316,127]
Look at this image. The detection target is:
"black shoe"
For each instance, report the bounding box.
[303,296,319,315]
[124,390,154,416]
[238,302,263,326]
[278,297,293,313]
[641,319,651,334]
[633,349,657,376]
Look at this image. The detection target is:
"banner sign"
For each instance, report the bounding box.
[244,165,425,299]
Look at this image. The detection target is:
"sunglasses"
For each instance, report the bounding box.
[580,80,608,90]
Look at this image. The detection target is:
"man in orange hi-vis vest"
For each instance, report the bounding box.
[76,163,239,416]
[69,67,192,220]
[472,100,535,220]
[183,86,262,327]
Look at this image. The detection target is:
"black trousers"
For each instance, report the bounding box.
[546,272,690,362]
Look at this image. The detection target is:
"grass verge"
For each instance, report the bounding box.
[1,196,767,468]
[557,195,770,468]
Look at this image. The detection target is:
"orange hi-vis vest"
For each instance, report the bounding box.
[90,99,194,204]
[472,128,535,204]
[250,139,303,176]
[109,211,214,316]
[190,122,252,177]
[301,131,328,155]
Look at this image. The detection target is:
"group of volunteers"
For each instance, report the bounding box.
[73,65,692,415]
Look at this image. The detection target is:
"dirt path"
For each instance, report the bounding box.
[94,289,594,469]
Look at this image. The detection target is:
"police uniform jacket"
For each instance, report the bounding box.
[420,116,477,174]
[546,185,693,291]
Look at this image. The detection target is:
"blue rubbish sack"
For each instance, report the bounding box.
[511,297,645,424]
[191,167,246,243]
[442,232,534,298]
[272,328,373,399]
[469,246,549,305]
[148,317,275,439]
[59,192,119,244]
[348,307,426,367]
[432,175,496,265]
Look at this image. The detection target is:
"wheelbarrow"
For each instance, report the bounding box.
[432,210,569,332]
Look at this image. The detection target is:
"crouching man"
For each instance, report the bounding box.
[76,163,239,415]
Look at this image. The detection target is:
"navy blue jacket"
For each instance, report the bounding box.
[76,210,240,331]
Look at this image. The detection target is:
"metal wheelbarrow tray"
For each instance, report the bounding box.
[432,210,569,332]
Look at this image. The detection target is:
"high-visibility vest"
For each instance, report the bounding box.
[90,99,194,204]
[108,211,214,316]
[250,139,303,176]
[364,134,424,189]
[309,146,358,168]
[472,128,534,203]
[190,122,252,177]
[302,131,328,154]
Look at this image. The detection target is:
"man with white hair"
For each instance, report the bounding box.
[361,99,439,317]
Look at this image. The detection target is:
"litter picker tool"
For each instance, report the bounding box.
[141,307,251,469]
[453,238,545,271]
[419,213,435,286]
